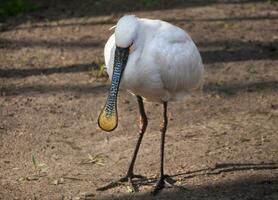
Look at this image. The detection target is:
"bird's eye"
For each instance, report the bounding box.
[129,42,134,52]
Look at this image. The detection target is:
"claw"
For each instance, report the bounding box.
[151,175,175,196]
[96,179,124,191]
[96,173,145,192]
[130,174,146,179]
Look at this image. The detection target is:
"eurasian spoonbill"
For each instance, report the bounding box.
[98,15,204,195]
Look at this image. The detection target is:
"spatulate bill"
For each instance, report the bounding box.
[98,47,129,132]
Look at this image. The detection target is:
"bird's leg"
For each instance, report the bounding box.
[97,96,148,192]
[121,96,148,186]
[151,102,173,195]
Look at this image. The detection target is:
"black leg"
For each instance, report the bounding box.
[125,96,148,177]
[97,96,148,191]
[152,102,171,195]
[160,102,168,178]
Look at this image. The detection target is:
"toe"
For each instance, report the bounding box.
[151,179,165,196]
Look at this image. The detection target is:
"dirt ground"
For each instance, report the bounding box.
[1,0,278,199]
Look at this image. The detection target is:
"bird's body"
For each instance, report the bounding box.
[98,15,204,195]
[104,17,204,102]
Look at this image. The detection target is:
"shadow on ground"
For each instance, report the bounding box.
[0,63,95,78]
[1,79,277,96]
[0,83,108,96]
[204,80,278,96]
[3,12,276,32]
[96,162,278,200]
[1,39,277,78]
[1,0,266,27]
[1,79,278,96]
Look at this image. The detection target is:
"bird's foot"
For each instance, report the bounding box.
[96,173,146,192]
[151,175,175,196]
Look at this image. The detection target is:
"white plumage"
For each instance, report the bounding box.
[104,15,204,102]
[98,15,204,195]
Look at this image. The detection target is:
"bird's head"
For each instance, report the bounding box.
[98,15,138,132]
[115,15,138,48]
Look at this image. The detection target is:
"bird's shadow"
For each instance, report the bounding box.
[97,162,278,192]
[171,162,278,180]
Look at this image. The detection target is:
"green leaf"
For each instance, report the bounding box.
[32,154,37,168]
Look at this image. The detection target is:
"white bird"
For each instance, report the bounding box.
[98,15,204,195]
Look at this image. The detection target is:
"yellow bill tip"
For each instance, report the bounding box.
[98,109,118,132]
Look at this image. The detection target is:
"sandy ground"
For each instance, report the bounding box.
[0,0,278,199]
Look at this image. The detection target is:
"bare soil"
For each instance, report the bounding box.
[1,1,278,200]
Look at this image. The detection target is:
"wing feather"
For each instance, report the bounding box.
[153,24,204,94]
